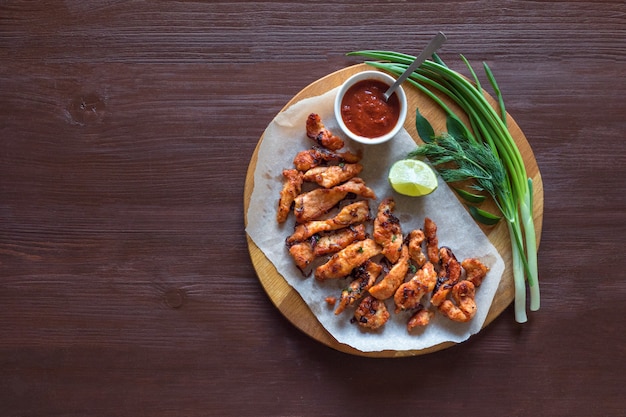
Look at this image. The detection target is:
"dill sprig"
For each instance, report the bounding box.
[409,133,507,203]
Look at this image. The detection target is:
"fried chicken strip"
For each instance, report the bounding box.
[462,258,489,287]
[302,163,363,188]
[407,229,427,267]
[288,242,316,271]
[294,178,376,223]
[424,217,439,265]
[335,260,383,315]
[369,245,410,300]
[276,169,304,223]
[313,224,367,257]
[430,246,462,307]
[438,280,477,323]
[407,306,434,331]
[287,224,367,271]
[306,113,344,151]
[373,198,403,263]
[286,200,370,244]
[293,146,361,171]
[353,295,390,330]
[315,238,381,281]
[393,261,437,313]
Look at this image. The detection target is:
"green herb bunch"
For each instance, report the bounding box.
[411,131,507,202]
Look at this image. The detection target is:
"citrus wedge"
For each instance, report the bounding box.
[388,159,438,197]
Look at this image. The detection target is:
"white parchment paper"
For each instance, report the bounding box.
[246,87,505,352]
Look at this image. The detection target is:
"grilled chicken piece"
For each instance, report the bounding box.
[438,280,477,323]
[292,146,361,171]
[353,295,390,330]
[373,198,403,263]
[286,201,370,244]
[293,178,375,223]
[335,260,382,315]
[302,163,363,188]
[287,242,316,271]
[430,247,462,307]
[276,169,304,223]
[313,224,366,257]
[314,238,381,281]
[407,229,427,267]
[462,258,489,287]
[369,245,410,300]
[393,261,437,313]
[305,113,344,151]
[424,217,439,265]
[286,224,367,271]
[407,306,434,331]
[325,296,337,306]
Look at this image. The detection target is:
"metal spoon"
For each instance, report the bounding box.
[383,31,448,101]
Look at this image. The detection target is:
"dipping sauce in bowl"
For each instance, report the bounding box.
[341,79,400,138]
[334,70,407,145]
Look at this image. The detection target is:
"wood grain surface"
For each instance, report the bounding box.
[244,63,544,357]
[1,1,625,416]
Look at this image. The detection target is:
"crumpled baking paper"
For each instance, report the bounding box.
[246,87,504,352]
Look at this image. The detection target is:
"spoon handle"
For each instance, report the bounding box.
[384,31,447,100]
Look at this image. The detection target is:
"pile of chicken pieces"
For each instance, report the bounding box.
[277,113,489,332]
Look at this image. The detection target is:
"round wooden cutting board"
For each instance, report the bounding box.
[244,63,543,358]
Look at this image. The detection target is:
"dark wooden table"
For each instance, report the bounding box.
[2,2,625,416]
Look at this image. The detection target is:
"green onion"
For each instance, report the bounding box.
[348,50,539,322]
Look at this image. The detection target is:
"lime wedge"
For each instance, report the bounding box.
[388,159,438,197]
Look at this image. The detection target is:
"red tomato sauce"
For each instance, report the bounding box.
[340,79,400,138]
